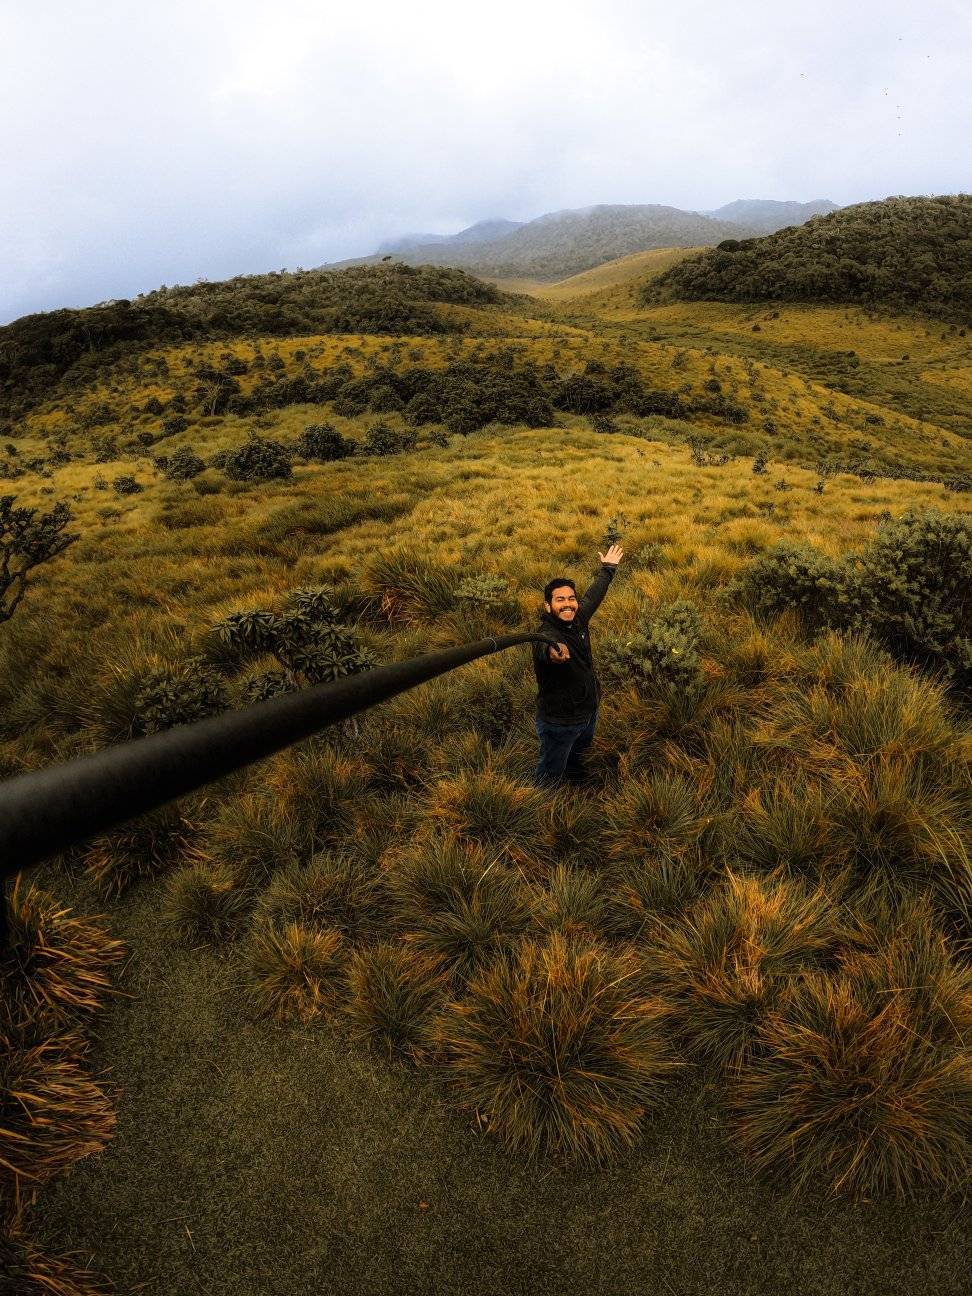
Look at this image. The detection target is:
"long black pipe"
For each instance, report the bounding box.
[0,632,559,881]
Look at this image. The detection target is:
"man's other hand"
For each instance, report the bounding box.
[548,642,570,662]
[599,544,624,566]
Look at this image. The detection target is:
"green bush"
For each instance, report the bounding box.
[600,599,703,692]
[361,421,418,456]
[842,508,972,682]
[160,445,206,480]
[133,657,228,734]
[296,422,356,461]
[219,433,292,481]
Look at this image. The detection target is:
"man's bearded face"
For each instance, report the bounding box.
[545,586,578,622]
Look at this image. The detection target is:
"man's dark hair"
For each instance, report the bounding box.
[543,577,576,605]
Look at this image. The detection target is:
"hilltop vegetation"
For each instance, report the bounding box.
[0,264,508,422]
[2,231,972,1295]
[644,194,972,319]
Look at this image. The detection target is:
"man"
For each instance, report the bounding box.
[531,543,623,788]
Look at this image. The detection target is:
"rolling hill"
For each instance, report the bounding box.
[643,194,972,320]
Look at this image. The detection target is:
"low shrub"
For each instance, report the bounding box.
[220,433,292,481]
[600,600,703,693]
[296,422,356,461]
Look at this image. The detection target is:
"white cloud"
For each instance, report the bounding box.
[1,0,970,320]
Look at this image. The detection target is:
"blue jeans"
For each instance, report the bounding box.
[534,707,598,788]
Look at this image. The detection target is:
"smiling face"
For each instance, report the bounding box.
[545,584,578,622]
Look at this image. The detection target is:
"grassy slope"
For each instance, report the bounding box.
[6,266,972,1294]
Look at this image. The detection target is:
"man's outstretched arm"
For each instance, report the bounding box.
[577,543,623,621]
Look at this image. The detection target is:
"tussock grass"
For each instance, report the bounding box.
[0,1033,116,1188]
[420,766,548,869]
[343,942,452,1061]
[430,932,682,1164]
[162,861,251,946]
[649,869,847,1075]
[81,802,196,898]
[246,921,346,1025]
[0,878,125,1034]
[602,770,716,862]
[254,851,391,944]
[730,902,972,1200]
[384,835,531,981]
[189,789,307,893]
[0,1215,113,1295]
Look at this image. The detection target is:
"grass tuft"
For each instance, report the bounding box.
[162,862,251,945]
[246,921,346,1025]
[431,931,682,1164]
[1,877,125,1034]
[729,913,972,1199]
[649,869,845,1074]
[343,942,452,1062]
[0,1032,116,1188]
[385,835,531,981]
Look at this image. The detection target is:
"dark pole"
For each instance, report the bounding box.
[0,632,559,887]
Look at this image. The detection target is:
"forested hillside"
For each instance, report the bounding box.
[643,195,972,319]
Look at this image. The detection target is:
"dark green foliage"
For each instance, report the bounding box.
[645,194,972,319]
[842,508,972,683]
[133,658,228,734]
[600,599,703,692]
[210,585,378,692]
[729,508,972,680]
[361,421,418,456]
[0,264,506,421]
[110,474,142,495]
[726,540,847,632]
[160,445,205,480]
[219,432,292,481]
[296,422,356,461]
[0,494,77,623]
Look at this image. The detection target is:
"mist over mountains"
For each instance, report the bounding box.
[345,199,839,281]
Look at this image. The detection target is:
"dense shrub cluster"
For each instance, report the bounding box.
[133,658,228,734]
[600,599,703,692]
[210,584,379,696]
[158,444,206,480]
[0,264,506,420]
[726,507,972,683]
[296,422,356,461]
[645,194,972,319]
[215,432,292,481]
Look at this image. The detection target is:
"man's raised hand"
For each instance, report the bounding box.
[599,543,624,567]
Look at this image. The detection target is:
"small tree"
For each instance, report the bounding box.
[1,495,78,624]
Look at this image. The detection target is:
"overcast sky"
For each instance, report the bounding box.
[2,0,969,323]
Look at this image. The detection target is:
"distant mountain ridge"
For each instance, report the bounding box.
[697,199,839,232]
[346,199,839,282]
[378,219,524,254]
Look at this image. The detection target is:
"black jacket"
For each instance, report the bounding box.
[532,564,617,724]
